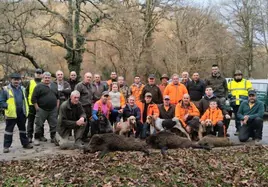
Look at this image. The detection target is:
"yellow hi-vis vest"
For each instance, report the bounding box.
[228,79,253,105]
[28,79,37,105]
[4,85,29,118]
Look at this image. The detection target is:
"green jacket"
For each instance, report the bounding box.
[237,100,264,120]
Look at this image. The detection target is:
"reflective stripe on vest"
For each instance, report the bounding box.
[4,86,29,118]
[28,79,37,105]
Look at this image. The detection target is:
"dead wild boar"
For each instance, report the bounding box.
[198,135,237,148]
[146,131,210,155]
[83,133,149,157]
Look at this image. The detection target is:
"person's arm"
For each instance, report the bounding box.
[159,87,163,104]
[190,104,200,117]
[62,82,71,95]
[214,110,223,125]
[135,107,141,121]
[152,104,160,118]
[175,104,187,127]
[25,81,30,102]
[163,85,169,97]
[249,102,265,119]
[31,86,39,108]
[120,93,126,108]
[0,90,8,109]
[246,80,253,91]
[223,79,228,98]
[200,110,208,122]
[237,102,245,120]
[59,105,77,128]
[140,86,146,102]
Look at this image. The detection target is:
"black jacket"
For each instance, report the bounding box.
[198,95,228,116]
[158,104,175,119]
[205,73,227,98]
[140,84,163,104]
[187,80,205,101]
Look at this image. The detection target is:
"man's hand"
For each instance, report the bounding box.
[225,114,231,119]
[153,115,158,120]
[201,121,205,125]
[244,115,249,121]
[76,117,85,126]
[186,125,191,133]
[118,109,123,113]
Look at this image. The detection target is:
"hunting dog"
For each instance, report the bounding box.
[98,114,113,134]
[146,116,191,140]
[114,116,137,137]
[198,119,214,140]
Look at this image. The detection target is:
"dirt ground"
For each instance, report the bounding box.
[0,120,267,161]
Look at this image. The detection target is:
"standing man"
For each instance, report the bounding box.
[158,74,169,95]
[25,68,43,143]
[238,90,264,144]
[68,71,79,92]
[0,73,33,153]
[181,71,191,87]
[31,72,59,146]
[228,70,252,135]
[106,72,117,88]
[130,75,144,107]
[118,76,130,101]
[92,73,108,103]
[55,70,71,106]
[205,64,228,106]
[164,74,188,105]
[140,74,163,104]
[55,90,86,149]
[187,72,206,107]
[75,72,94,140]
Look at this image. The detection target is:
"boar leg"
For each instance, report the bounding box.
[160,146,168,155]
[98,148,110,158]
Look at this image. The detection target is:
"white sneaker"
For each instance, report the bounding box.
[34,139,40,146]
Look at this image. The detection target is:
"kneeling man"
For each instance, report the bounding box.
[56,90,86,149]
[238,90,264,143]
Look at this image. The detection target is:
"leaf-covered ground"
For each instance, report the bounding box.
[0,146,268,186]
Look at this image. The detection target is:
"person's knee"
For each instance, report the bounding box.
[216,121,224,127]
[253,117,263,124]
[239,132,249,142]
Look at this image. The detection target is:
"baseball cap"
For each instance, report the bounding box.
[248,90,256,96]
[148,74,155,79]
[163,95,170,100]
[145,92,152,97]
[35,68,43,74]
[10,73,21,79]
[102,91,109,96]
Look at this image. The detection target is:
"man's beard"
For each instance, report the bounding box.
[234,78,242,82]
[249,99,256,104]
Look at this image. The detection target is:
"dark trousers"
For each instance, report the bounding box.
[232,105,241,131]
[205,121,224,137]
[4,112,29,148]
[141,123,150,139]
[239,117,263,142]
[83,105,92,139]
[27,105,44,138]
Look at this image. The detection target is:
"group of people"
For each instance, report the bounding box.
[0,64,265,153]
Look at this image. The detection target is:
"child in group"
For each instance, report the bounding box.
[200,101,224,137]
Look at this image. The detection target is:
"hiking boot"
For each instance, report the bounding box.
[234,131,239,136]
[3,147,9,153]
[34,139,40,146]
[40,137,47,142]
[51,137,59,146]
[23,143,33,149]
